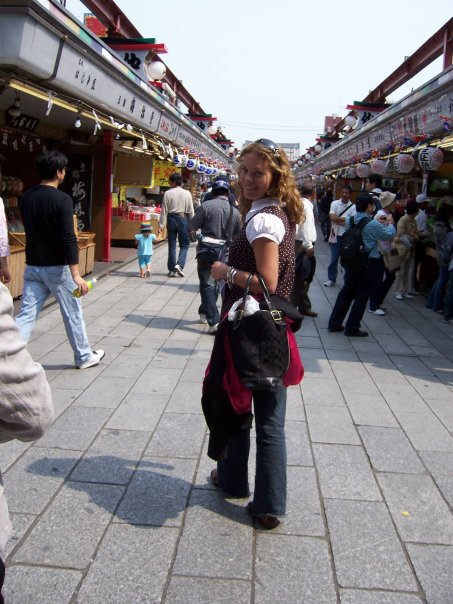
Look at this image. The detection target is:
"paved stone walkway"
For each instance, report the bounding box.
[2,238,453,603]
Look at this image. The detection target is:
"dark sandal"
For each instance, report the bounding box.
[246,501,280,530]
[210,469,219,487]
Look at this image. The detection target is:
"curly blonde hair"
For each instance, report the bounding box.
[234,141,304,225]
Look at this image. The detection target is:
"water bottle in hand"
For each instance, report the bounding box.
[72,278,97,298]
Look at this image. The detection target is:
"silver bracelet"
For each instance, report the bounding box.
[227,266,237,288]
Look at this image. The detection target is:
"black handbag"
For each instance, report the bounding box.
[223,273,289,391]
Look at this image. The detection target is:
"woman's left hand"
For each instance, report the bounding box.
[211,261,228,281]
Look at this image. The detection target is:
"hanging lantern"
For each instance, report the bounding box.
[145,61,166,81]
[196,162,206,174]
[417,147,444,171]
[346,167,357,179]
[186,158,197,170]
[394,154,415,174]
[344,114,357,129]
[173,154,182,166]
[297,160,303,166]
[314,144,322,153]
[207,125,217,136]
[355,163,370,178]
[370,159,386,175]
[304,152,312,160]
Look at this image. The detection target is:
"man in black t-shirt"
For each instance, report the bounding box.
[15,150,104,369]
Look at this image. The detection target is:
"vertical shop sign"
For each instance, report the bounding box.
[66,155,92,231]
[152,160,179,187]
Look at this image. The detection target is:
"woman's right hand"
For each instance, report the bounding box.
[211,261,228,281]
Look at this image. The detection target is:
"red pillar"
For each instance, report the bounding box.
[103,130,114,262]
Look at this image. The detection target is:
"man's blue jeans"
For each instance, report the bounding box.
[217,385,287,516]
[15,265,92,366]
[167,214,190,272]
[197,262,220,327]
[327,237,342,283]
[426,265,449,311]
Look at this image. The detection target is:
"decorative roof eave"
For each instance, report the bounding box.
[0,0,230,162]
[295,65,453,177]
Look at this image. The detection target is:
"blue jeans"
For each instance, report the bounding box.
[426,265,449,311]
[197,263,220,326]
[15,265,92,366]
[217,385,287,516]
[167,215,190,272]
[444,269,453,320]
[327,237,342,283]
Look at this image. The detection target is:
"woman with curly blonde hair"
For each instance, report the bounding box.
[210,138,303,529]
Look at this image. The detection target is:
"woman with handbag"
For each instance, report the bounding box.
[210,138,303,529]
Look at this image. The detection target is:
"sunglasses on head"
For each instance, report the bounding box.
[254,138,280,155]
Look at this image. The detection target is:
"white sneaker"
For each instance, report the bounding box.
[395,294,403,300]
[208,323,219,334]
[199,314,208,324]
[168,271,176,277]
[369,308,386,316]
[174,264,185,277]
[77,350,105,370]
[324,280,335,287]
[403,293,413,299]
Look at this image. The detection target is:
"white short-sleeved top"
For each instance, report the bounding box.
[245,199,285,245]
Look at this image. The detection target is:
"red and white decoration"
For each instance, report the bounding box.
[394,154,415,174]
[370,159,386,175]
[417,147,444,171]
[356,163,370,178]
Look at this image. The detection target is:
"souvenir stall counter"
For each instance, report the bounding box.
[110,206,165,244]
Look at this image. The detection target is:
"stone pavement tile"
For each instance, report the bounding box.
[3,566,82,604]
[180,357,209,383]
[424,398,453,431]
[105,392,168,432]
[5,447,81,514]
[286,421,313,465]
[321,333,355,351]
[396,327,433,347]
[345,394,399,428]
[39,350,72,379]
[373,334,413,355]
[340,589,422,603]
[132,366,182,395]
[286,386,305,421]
[77,524,179,604]
[0,439,31,472]
[419,356,453,386]
[358,426,425,474]
[350,340,384,354]
[306,406,360,445]
[115,457,196,526]
[148,354,189,369]
[73,376,134,408]
[70,429,150,484]
[50,363,106,390]
[388,355,437,377]
[377,473,453,544]
[409,375,453,401]
[410,344,444,357]
[172,489,253,579]
[166,381,204,414]
[49,387,80,419]
[301,377,345,406]
[282,467,324,537]
[165,576,251,604]
[12,482,124,568]
[406,544,453,604]
[357,351,396,369]
[326,349,360,363]
[145,412,207,459]
[300,356,335,379]
[100,352,152,378]
[338,376,387,398]
[325,500,417,591]
[313,444,381,501]
[393,410,453,453]
[254,534,336,603]
[380,385,434,414]
[26,332,67,360]
[297,335,324,349]
[419,451,453,506]
[36,406,112,451]
[5,512,35,558]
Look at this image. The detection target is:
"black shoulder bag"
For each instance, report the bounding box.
[223,273,289,391]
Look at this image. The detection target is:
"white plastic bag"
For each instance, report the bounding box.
[228,296,260,321]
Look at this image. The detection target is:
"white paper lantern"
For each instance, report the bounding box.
[418,147,444,171]
[356,163,370,178]
[314,144,322,153]
[346,167,357,179]
[186,158,197,170]
[304,153,312,160]
[196,162,206,174]
[344,114,357,129]
[145,61,166,81]
[394,154,415,174]
[173,154,181,166]
[207,125,217,136]
[370,159,386,175]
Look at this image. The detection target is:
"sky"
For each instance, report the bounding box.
[64,0,451,154]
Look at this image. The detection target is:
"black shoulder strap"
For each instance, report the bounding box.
[338,203,353,218]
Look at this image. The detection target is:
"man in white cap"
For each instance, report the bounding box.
[368,190,397,315]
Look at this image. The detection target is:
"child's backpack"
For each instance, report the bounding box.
[340,216,373,269]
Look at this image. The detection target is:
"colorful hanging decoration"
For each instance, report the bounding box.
[417,147,444,171]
